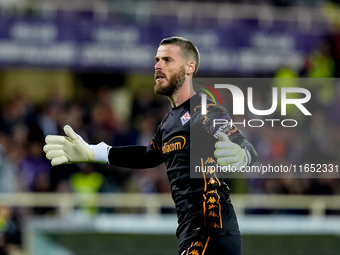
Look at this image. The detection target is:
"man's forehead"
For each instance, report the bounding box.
[156,44,182,58]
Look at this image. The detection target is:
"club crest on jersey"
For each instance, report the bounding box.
[180,111,190,125]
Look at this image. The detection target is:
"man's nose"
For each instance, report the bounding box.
[154,61,162,70]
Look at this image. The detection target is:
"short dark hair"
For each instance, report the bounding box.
[160,36,200,76]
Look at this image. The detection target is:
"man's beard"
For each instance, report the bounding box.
[154,66,186,97]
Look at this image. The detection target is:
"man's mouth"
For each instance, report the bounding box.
[155,73,166,81]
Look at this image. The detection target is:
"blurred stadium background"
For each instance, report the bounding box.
[0,0,340,254]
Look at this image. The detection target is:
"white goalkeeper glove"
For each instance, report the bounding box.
[43,125,111,166]
[214,133,250,170]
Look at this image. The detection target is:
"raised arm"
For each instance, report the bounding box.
[193,102,258,170]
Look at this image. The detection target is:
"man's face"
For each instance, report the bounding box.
[154,45,186,97]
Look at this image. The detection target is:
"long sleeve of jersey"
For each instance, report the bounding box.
[108,146,163,168]
[108,126,165,169]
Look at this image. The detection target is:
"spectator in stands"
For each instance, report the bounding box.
[70,164,108,216]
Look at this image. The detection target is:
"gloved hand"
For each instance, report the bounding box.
[43,125,111,166]
[214,133,249,170]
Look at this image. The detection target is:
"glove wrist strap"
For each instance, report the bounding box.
[88,142,111,164]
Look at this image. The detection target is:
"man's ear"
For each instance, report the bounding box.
[186,61,195,76]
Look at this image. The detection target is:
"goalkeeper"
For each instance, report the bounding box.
[44,37,257,255]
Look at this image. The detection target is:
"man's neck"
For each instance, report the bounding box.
[168,81,195,108]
